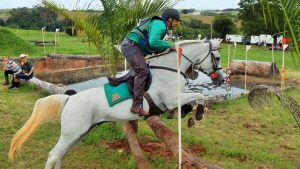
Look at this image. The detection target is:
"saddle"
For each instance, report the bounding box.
[107,69,152,93]
[106,69,163,117]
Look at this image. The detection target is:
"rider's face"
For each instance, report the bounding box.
[171,19,178,29]
[168,18,179,30]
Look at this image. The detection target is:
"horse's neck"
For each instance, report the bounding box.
[148,42,208,72]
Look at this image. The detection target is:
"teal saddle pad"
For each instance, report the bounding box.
[104,82,133,107]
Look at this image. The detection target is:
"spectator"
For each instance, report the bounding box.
[11,54,34,89]
[2,57,19,85]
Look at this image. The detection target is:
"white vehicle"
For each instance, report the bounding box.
[250,36,260,44]
[259,34,273,45]
[226,34,243,43]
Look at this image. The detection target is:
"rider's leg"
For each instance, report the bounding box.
[130,53,149,116]
[121,38,149,116]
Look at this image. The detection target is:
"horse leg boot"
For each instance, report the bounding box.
[195,104,205,121]
[130,54,149,117]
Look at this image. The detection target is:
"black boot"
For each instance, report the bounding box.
[131,101,149,117]
[8,80,15,89]
[15,82,20,88]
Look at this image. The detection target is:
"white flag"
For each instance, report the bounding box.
[55,28,60,32]
[246,45,252,52]
[42,27,45,31]
[283,44,288,51]
[234,42,237,47]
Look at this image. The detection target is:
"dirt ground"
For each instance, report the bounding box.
[106,139,207,160]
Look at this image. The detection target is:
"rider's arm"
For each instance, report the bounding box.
[148,20,171,50]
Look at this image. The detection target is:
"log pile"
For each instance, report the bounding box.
[230,60,280,78]
[29,40,57,46]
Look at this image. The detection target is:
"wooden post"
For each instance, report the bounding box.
[281,44,288,91]
[245,45,251,92]
[123,122,150,169]
[228,43,231,69]
[233,42,237,60]
[42,27,46,55]
[177,47,183,169]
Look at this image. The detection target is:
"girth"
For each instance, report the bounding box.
[144,93,165,117]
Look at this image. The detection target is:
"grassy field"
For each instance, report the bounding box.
[0,27,98,57]
[0,70,299,169]
[181,14,215,24]
[220,44,300,71]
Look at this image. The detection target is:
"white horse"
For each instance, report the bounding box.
[9,39,224,169]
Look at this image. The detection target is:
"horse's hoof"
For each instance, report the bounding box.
[187,118,195,128]
[195,104,205,120]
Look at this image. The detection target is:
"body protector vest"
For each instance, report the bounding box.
[131,16,168,54]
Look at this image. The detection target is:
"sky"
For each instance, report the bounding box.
[0,0,240,10]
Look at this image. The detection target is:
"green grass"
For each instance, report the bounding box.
[0,70,299,168]
[220,43,300,71]
[0,28,98,57]
[0,27,41,56]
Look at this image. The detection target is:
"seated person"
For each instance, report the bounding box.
[2,57,18,85]
[10,54,34,89]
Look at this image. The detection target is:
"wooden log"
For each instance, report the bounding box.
[230,60,280,78]
[146,116,222,169]
[123,121,150,169]
[27,77,67,94]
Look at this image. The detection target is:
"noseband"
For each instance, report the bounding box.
[181,41,222,76]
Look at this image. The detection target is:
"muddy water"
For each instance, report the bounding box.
[68,71,246,100]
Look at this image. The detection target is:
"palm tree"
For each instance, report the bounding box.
[260,0,300,59]
[42,0,179,76]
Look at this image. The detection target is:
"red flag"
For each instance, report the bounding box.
[177,47,183,64]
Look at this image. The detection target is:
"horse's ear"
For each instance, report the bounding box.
[213,38,222,47]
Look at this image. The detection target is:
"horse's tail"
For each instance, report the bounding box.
[9,94,69,160]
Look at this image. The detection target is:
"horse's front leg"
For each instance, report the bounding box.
[166,92,205,119]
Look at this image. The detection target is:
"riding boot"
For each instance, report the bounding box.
[130,60,149,117]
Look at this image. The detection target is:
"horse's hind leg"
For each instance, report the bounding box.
[44,123,93,169]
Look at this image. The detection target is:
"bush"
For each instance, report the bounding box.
[0,19,5,26]
[65,27,77,36]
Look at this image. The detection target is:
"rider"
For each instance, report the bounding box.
[121,8,181,116]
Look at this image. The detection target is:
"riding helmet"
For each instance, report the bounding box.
[162,8,181,21]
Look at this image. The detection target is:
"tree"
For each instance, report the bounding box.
[5,6,70,31]
[212,14,236,39]
[6,8,32,29]
[0,19,5,26]
[260,0,300,57]
[238,0,284,37]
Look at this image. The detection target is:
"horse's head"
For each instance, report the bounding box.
[184,39,225,85]
[192,39,224,86]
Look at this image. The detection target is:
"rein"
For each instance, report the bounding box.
[147,41,221,84]
[149,65,188,85]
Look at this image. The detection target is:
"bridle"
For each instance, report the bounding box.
[181,41,222,78]
[148,41,221,85]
